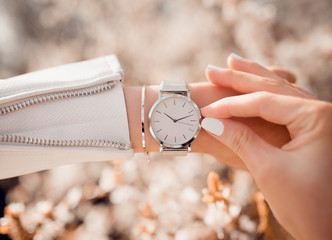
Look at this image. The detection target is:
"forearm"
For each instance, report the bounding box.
[124,82,290,169]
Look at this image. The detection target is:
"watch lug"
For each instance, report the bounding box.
[159,144,164,152]
[187,143,191,152]
[187,89,190,99]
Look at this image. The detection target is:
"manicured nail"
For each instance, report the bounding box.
[201,118,224,136]
[207,64,222,70]
[230,53,244,60]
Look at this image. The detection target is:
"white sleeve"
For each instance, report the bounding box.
[0,55,134,179]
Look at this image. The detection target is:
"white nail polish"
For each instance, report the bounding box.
[230,53,244,60]
[201,118,224,136]
[207,64,222,70]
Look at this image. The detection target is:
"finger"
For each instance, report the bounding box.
[267,66,297,83]
[227,54,297,84]
[227,53,284,81]
[201,92,307,127]
[201,117,281,178]
[205,66,313,99]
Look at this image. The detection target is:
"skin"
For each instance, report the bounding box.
[200,55,332,240]
[2,52,326,238]
[124,74,291,170]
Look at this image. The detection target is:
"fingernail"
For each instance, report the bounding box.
[230,53,244,60]
[207,64,222,70]
[201,118,224,136]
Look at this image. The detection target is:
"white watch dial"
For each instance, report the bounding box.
[149,95,200,147]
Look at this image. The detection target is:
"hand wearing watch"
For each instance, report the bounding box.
[148,81,201,154]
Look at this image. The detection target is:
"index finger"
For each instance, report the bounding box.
[205,67,313,99]
[201,92,308,127]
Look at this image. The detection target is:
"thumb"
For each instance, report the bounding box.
[201,117,280,178]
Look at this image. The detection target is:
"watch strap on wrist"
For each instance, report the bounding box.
[161,81,188,93]
[161,144,191,155]
[159,80,191,154]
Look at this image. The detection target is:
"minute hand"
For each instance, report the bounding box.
[174,114,193,122]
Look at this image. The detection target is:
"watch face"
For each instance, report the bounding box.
[149,95,201,148]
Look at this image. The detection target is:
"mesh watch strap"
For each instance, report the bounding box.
[161,81,187,93]
[159,80,191,154]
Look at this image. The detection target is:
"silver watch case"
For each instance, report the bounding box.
[148,93,201,150]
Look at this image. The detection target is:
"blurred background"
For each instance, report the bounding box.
[0,0,331,239]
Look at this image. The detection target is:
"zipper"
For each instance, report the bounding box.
[0,81,116,115]
[0,81,130,150]
[0,135,127,150]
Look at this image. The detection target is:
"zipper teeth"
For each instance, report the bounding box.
[0,80,129,150]
[0,81,116,115]
[0,134,128,150]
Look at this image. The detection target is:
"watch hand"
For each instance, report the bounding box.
[174,114,193,122]
[177,121,194,126]
[164,112,176,122]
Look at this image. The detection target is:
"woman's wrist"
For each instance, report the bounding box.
[123,85,159,153]
[124,85,144,153]
[124,83,290,169]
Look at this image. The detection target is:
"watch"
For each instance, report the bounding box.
[148,81,201,153]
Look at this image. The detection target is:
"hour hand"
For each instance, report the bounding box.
[164,112,176,122]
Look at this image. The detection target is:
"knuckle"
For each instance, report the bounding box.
[316,101,332,114]
[300,101,332,135]
[253,91,272,101]
[231,127,251,154]
[313,102,332,122]
[263,77,290,88]
[307,101,330,118]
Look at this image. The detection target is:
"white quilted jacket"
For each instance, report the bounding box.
[0,55,134,179]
